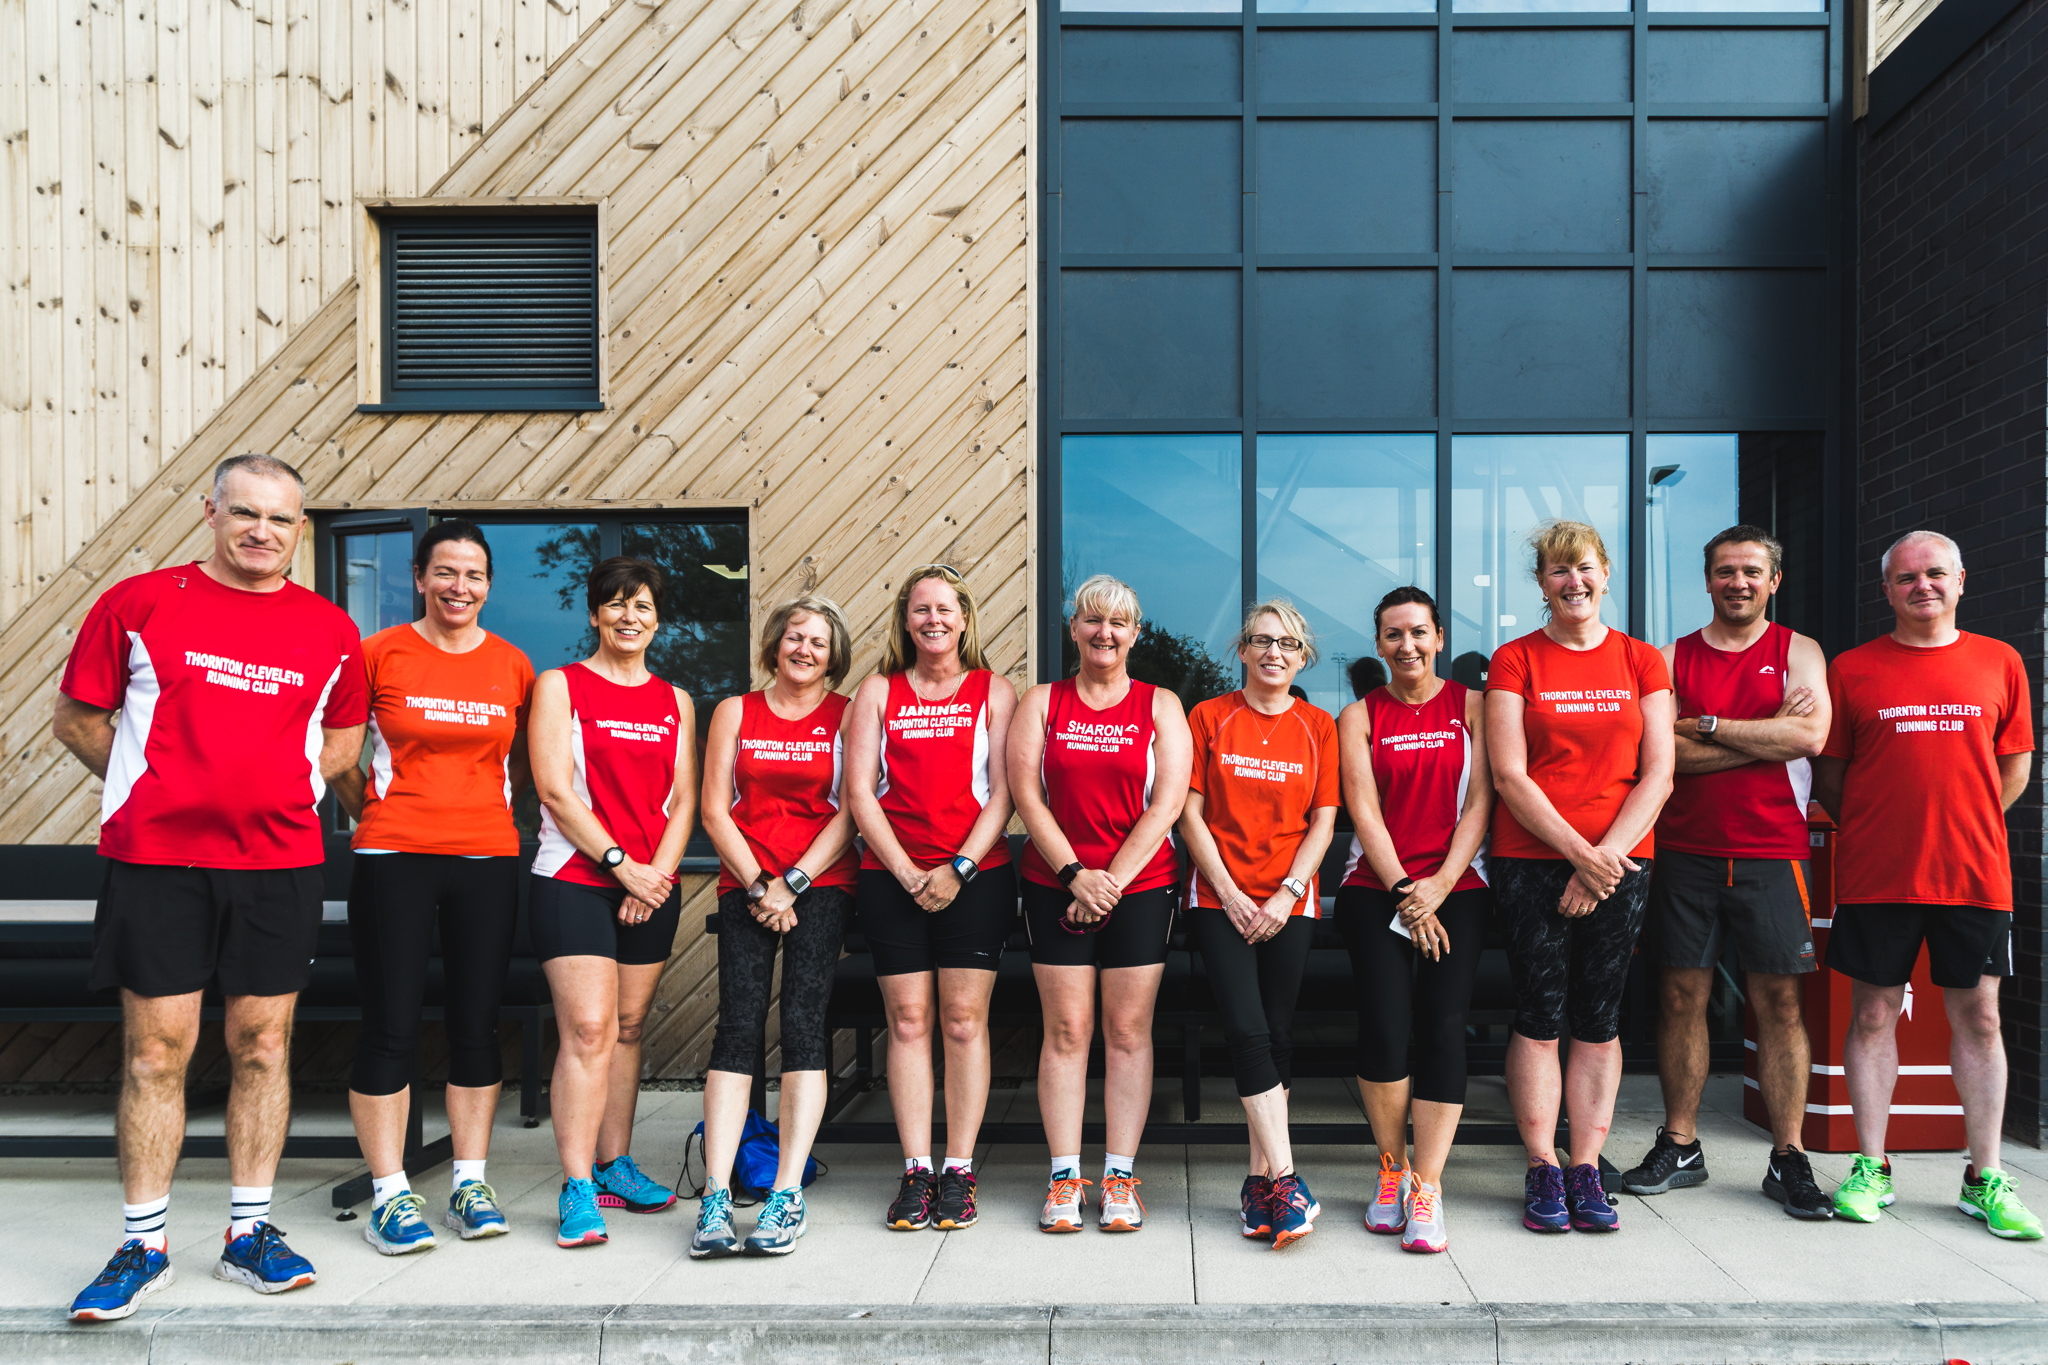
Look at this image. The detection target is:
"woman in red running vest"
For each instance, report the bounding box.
[844,564,1017,1233]
[1010,575,1192,1234]
[528,557,699,1248]
[694,596,859,1255]
[1336,586,1493,1254]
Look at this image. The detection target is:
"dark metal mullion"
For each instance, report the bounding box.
[1240,6,1258,658]
[1823,0,1852,656]
[1041,0,1065,683]
[1629,1,1650,643]
[1435,0,1454,668]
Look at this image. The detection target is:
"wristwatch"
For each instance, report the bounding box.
[783,866,813,897]
[1281,876,1308,900]
[1697,715,1719,744]
[1056,862,1084,888]
[950,855,980,885]
[746,869,772,902]
[1391,876,1417,896]
[601,846,626,869]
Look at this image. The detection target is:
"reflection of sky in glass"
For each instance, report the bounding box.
[1256,434,1434,716]
[1260,0,1432,11]
[1063,434,1243,683]
[475,522,599,672]
[1650,0,1818,9]
[341,530,414,638]
[1450,436,1629,670]
[1063,0,1240,9]
[1454,0,1627,10]
[1646,434,1739,647]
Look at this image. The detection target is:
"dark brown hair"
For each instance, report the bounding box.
[1702,523,1784,578]
[586,556,664,617]
[413,517,493,579]
[1372,585,1442,635]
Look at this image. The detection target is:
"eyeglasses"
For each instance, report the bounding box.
[1244,634,1305,654]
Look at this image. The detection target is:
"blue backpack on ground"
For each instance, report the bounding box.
[682,1109,822,1203]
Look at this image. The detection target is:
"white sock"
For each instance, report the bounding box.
[906,1155,932,1174]
[228,1185,271,1240]
[1105,1153,1135,1180]
[1051,1154,1081,1182]
[452,1159,487,1191]
[942,1156,972,1175]
[371,1171,411,1210]
[123,1195,169,1253]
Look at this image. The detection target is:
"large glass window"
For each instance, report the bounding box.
[337,529,414,639]
[1645,432,1824,646]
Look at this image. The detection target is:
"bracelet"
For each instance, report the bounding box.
[746,869,772,902]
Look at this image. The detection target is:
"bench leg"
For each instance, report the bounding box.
[521,1008,544,1128]
[855,1024,873,1081]
[1182,1022,1201,1123]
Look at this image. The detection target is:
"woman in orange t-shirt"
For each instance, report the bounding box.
[1179,599,1339,1250]
[1486,520,1673,1235]
[331,519,535,1251]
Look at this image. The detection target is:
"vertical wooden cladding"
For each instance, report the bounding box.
[0,0,1033,1077]
[0,0,596,623]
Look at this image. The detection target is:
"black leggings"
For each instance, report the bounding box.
[707,885,851,1076]
[1336,885,1492,1105]
[1493,855,1653,1044]
[1189,906,1315,1098]
[348,852,520,1096]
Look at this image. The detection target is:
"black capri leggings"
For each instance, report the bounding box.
[707,885,851,1076]
[1336,885,1492,1106]
[348,852,520,1097]
[1493,855,1653,1044]
[1188,906,1315,1098]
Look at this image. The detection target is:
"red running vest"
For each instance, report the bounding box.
[1655,622,1813,861]
[1020,678,1179,893]
[860,669,1012,872]
[1342,681,1489,892]
[719,689,859,895]
[532,663,683,887]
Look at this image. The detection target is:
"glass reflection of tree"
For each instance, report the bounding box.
[1060,554,1236,707]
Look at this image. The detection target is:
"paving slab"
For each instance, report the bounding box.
[148,1304,613,1365]
[1049,1303,1499,1365]
[602,1304,1055,1365]
[1491,1302,1946,1365]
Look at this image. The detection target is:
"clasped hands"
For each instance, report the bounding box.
[1560,843,1638,918]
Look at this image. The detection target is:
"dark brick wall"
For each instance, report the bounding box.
[1857,0,2048,1145]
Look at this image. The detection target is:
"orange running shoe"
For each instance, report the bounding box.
[1039,1174,1091,1233]
[1099,1174,1144,1232]
[1365,1152,1413,1234]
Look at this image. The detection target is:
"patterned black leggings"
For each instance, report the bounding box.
[1493,856,1652,1044]
[706,886,850,1076]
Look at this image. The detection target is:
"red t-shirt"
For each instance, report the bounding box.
[1342,681,1488,892]
[1486,628,1672,861]
[1186,693,1341,917]
[532,664,684,888]
[718,689,859,895]
[59,564,369,869]
[1822,632,2033,910]
[1020,678,1179,894]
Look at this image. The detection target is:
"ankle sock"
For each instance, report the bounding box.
[942,1156,972,1175]
[452,1159,487,1191]
[1104,1152,1135,1181]
[906,1155,932,1174]
[123,1195,169,1253]
[370,1172,411,1210]
[228,1185,271,1240]
[1051,1154,1081,1182]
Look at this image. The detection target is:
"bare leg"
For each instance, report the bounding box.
[1032,964,1096,1161]
[879,973,937,1160]
[1655,966,1714,1143]
[1507,1031,1562,1165]
[772,1071,829,1192]
[117,990,203,1205]
[1410,1100,1462,1190]
[1242,1085,1293,1178]
[444,1083,500,1162]
[1359,1078,1411,1168]
[1748,972,1812,1150]
[1843,981,1904,1162]
[702,1069,753,1192]
[1561,1036,1623,1167]
[595,963,664,1163]
[1099,964,1163,1160]
[1945,977,2006,1174]
[348,1090,410,1179]
[936,967,997,1158]
[222,994,298,1189]
[543,956,618,1182]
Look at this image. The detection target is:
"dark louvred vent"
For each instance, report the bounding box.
[379,212,601,410]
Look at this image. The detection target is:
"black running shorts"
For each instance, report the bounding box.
[527,874,683,966]
[89,859,326,998]
[1824,901,2013,989]
[1021,880,1174,970]
[1644,850,1817,976]
[855,864,1016,976]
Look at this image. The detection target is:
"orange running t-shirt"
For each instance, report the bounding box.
[351,626,536,857]
[1186,692,1341,917]
[1822,632,2033,910]
[1486,628,1672,861]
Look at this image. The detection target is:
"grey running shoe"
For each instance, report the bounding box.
[1365,1153,1413,1234]
[689,1187,741,1259]
[1098,1173,1143,1232]
[743,1188,807,1255]
[1040,1172,1089,1233]
[1401,1181,1448,1253]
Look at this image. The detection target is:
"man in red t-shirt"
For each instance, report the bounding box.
[54,454,369,1318]
[1813,530,2041,1240]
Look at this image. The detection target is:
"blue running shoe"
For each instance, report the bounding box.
[744,1187,808,1256]
[1524,1162,1570,1233]
[593,1154,677,1213]
[214,1222,317,1294]
[363,1192,437,1256]
[445,1180,510,1240]
[558,1178,609,1248]
[69,1240,174,1322]
[1270,1173,1320,1249]
[1566,1163,1621,1232]
[690,1185,741,1259]
[1239,1175,1275,1240]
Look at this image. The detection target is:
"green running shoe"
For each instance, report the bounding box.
[1958,1168,2044,1240]
[1833,1153,1895,1223]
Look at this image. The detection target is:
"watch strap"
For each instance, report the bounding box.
[783,867,812,896]
[950,855,979,884]
[1056,861,1084,888]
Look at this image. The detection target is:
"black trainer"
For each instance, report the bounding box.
[1619,1127,1709,1195]
[1762,1146,1835,1220]
[935,1168,979,1229]
[886,1167,937,1230]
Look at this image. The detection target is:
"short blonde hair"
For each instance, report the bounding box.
[758,595,853,689]
[878,564,992,675]
[1070,574,1142,626]
[1527,519,1612,580]
[1237,597,1318,666]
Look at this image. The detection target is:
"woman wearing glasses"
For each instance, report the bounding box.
[1009,575,1193,1235]
[1179,600,1340,1250]
[844,564,1017,1234]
